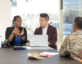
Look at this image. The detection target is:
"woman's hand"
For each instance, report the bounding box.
[13,27,20,36]
[20,29,24,35]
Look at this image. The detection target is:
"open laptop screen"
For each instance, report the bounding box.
[28,35,48,46]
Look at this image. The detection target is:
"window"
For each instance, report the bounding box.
[11,0,60,35]
[63,0,82,36]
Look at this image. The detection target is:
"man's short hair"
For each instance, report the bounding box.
[40,13,49,20]
[74,17,82,29]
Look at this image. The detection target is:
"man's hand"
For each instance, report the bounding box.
[78,50,82,58]
[74,57,82,63]
[26,42,30,46]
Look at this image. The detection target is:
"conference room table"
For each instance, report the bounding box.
[0,47,81,64]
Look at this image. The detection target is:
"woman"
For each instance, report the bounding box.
[5,16,28,46]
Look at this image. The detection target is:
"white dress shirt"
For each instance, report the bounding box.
[42,25,48,35]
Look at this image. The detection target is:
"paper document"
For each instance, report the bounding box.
[40,52,59,56]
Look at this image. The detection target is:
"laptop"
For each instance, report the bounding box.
[28,35,48,46]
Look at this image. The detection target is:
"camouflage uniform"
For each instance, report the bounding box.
[59,30,82,59]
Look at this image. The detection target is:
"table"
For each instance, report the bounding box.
[0,47,81,64]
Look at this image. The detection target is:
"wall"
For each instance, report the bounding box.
[0,0,11,41]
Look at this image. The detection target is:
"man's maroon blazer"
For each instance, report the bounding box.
[34,24,57,49]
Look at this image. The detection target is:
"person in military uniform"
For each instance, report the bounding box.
[59,17,82,60]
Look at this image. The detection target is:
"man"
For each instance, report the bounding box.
[34,13,57,49]
[5,16,28,46]
[59,17,82,59]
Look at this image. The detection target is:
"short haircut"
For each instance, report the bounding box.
[74,17,82,29]
[13,15,21,24]
[40,13,49,20]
